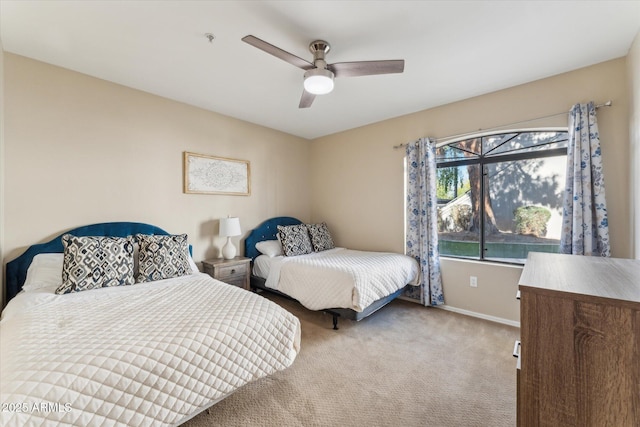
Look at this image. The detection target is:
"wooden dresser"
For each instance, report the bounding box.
[517,252,640,427]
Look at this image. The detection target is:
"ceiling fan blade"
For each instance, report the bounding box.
[299,90,316,108]
[329,60,405,78]
[242,35,314,70]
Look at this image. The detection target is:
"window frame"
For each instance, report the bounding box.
[435,128,568,265]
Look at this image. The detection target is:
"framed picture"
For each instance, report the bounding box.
[183,152,251,196]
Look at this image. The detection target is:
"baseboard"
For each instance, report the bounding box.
[397,296,520,328]
[437,305,520,328]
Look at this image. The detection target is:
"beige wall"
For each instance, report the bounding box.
[3,52,634,324]
[3,54,311,279]
[311,58,630,323]
[629,30,640,260]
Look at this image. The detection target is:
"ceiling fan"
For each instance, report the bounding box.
[241,35,405,108]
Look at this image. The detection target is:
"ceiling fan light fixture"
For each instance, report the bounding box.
[303,68,334,95]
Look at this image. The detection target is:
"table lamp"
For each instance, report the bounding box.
[219,217,241,259]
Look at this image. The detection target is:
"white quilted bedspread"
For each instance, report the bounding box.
[0,273,300,427]
[265,248,420,312]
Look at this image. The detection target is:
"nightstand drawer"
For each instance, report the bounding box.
[201,257,251,291]
[216,264,247,281]
[224,276,248,288]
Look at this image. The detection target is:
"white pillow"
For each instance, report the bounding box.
[255,240,284,257]
[188,256,200,273]
[23,253,64,292]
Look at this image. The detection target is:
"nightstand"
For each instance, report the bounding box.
[202,257,251,290]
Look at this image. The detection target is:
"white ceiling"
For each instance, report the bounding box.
[1,1,639,139]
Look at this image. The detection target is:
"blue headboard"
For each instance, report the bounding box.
[244,216,302,261]
[5,222,179,302]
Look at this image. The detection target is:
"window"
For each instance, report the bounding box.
[436,130,568,264]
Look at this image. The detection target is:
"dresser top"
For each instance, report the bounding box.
[519,252,640,304]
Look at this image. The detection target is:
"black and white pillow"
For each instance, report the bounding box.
[306,222,335,252]
[56,234,135,294]
[135,233,192,283]
[277,224,313,257]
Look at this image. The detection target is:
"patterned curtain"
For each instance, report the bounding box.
[560,102,610,256]
[404,138,444,306]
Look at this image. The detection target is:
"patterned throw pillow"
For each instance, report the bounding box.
[306,222,335,252]
[56,234,135,294]
[277,224,313,257]
[135,234,192,283]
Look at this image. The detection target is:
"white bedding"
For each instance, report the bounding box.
[256,248,420,312]
[0,272,300,427]
[253,253,280,279]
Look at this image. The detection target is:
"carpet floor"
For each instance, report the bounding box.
[182,293,519,427]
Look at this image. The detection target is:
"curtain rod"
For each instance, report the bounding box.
[393,100,612,149]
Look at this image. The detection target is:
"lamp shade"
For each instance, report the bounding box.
[219,217,241,237]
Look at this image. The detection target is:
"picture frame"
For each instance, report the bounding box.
[183,152,251,196]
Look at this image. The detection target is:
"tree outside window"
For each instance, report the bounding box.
[436,130,568,264]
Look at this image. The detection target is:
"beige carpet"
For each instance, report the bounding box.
[183,293,519,427]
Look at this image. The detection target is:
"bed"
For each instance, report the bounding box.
[245,217,420,329]
[0,222,301,427]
